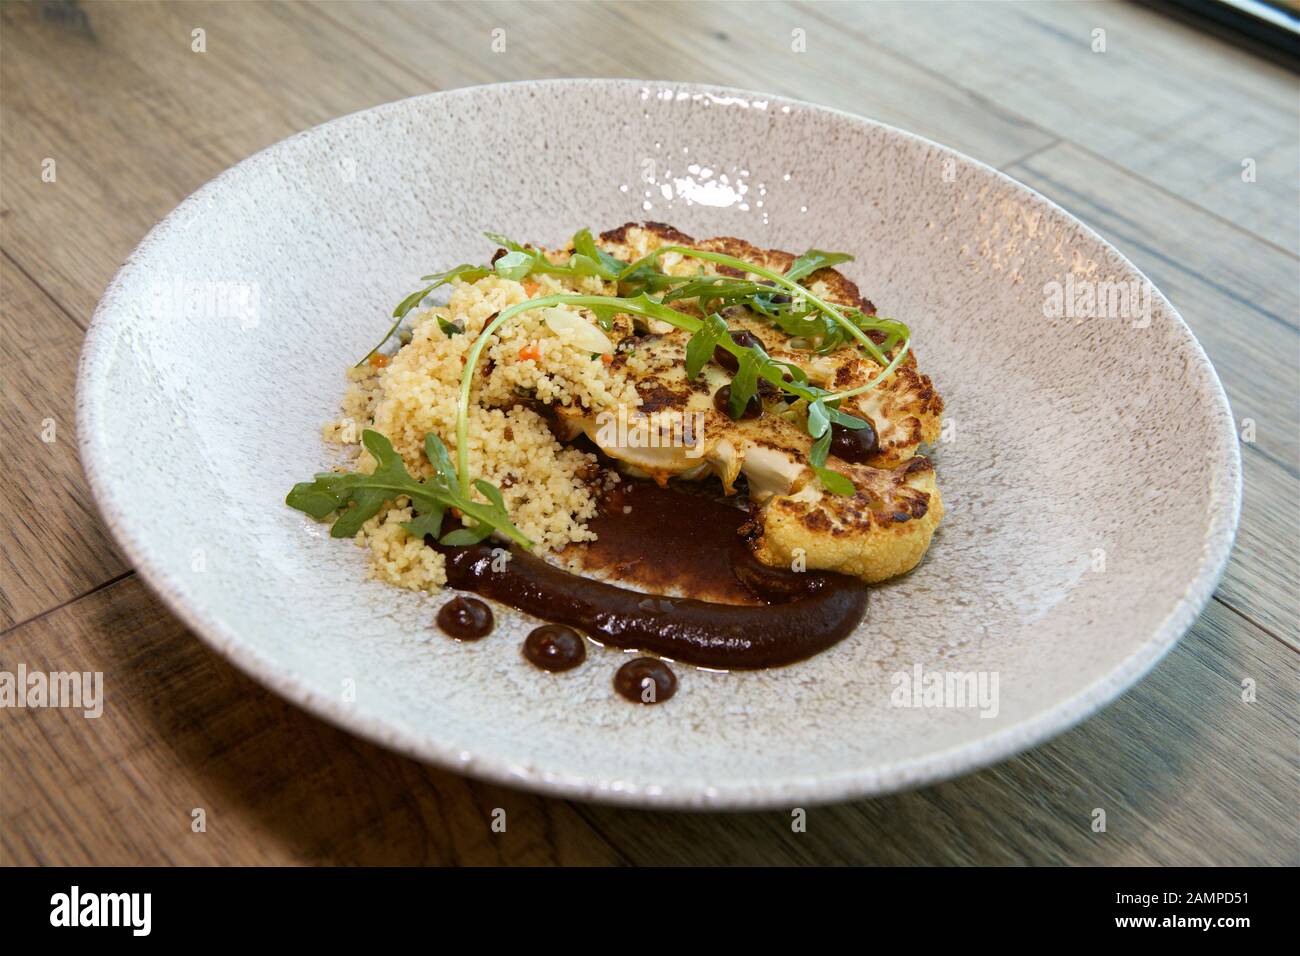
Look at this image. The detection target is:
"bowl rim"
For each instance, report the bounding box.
[76,77,1243,809]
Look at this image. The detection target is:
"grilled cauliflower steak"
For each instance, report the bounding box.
[748,457,944,583]
[546,222,945,584]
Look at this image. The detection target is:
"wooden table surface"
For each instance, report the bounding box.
[2,0,1296,866]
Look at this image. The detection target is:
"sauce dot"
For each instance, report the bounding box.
[829,418,879,463]
[523,625,587,672]
[436,595,493,640]
[614,657,678,704]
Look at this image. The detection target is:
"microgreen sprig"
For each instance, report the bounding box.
[486,230,623,282]
[357,229,629,366]
[286,429,532,548]
[455,293,704,490]
[357,264,490,367]
[455,293,870,494]
[617,245,894,366]
[389,229,915,505]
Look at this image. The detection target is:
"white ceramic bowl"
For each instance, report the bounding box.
[78,80,1240,808]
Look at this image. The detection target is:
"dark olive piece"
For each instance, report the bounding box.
[756,279,792,305]
[436,595,494,640]
[714,384,761,420]
[828,418,879,463]
[713,330,766,373]
[758,367,794,398]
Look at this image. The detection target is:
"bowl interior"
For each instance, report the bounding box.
[79,80,1239,806]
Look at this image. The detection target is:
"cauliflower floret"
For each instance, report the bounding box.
[748,457,943,583]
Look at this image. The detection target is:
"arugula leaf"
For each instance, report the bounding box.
[401,509,446,541]
[771,359,808,384]
[784,249,854,283]
[729,350,762,418]
[423,432,459,494]
[806,398,831,439]
[286,430,532,548]
[618,260,684,297]
[827,405,868,429]
[483,231,616,282]
[684,313,728,380]
[662,275,765,308]
[572,228,627,279]
[359,264,488,367]
[808,430,856,496]
[492,251,534,280]
[483,231,527,252]
[438,524,496,546]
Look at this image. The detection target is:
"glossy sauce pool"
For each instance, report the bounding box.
[432,481,868,671]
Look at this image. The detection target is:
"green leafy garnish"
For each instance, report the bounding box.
[808,430,855,496]
[484,230,620,281]
[572,228,629,278]
[286,430,531,548]
[358,264,488,366]
[373,229,917,510]
[491,250,534,280]
[783,249,854,283]
[807,398,831,439]
[619,244,895,365]
[729,349,763,419]
[684,313,730,380]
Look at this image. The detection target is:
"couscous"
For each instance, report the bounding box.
[286,223,943,675]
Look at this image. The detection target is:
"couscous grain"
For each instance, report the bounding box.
[326,274,637,591]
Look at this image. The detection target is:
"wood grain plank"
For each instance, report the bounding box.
[5,579,1288,865]
[1004,142,1299,642]
[573,599,1298,865]
[815,0,1300,249]
[315,0,1056,168]
[0,0,426,621]
[0,0,420,326]
[2,0,1293,868]
[0,575,622,866]
[0,255,128,627]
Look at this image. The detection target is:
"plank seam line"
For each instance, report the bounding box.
[797,0,1300,262]
[311,3,445,94]
[1212,593,1299,654]
[997,138,1064,170]
[566,803,651,866]
[1030,140,1300,262]
[0,570,135,639]
[1,248,87,332]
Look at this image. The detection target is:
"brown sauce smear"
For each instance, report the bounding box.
[431,480,868,670]
[576,481,762,605]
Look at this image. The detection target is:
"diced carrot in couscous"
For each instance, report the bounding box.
[323,274,638,591]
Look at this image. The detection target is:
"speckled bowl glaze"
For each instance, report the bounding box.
[78,80,1240,808]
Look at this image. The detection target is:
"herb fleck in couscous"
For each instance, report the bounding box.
[324,273,635,590]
